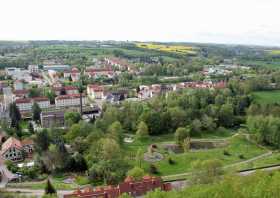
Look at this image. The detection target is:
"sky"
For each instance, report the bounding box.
[0,0,280,46]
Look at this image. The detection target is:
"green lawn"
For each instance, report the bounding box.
[126,135,267,176]
[253,90,280,104]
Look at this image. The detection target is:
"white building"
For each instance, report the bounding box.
[87,85,105,99]
[55,94,86,108]
[15,98,32,111]
[64,86,79,95]
[28,65,39,73]
[33,97,51,109]
[5,67,21,76]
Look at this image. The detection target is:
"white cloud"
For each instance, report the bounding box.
[0,0,279,46]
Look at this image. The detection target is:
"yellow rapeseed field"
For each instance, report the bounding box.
[136,43,197,55]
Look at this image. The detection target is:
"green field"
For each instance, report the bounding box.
[253,91,280,104]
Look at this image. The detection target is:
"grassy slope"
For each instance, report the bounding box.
[253,90,280,104]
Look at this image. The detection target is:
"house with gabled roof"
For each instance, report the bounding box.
[1,137,23,162]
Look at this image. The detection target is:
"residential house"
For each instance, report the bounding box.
[1,137,23,162]
[85,67,114,78]
[87,85,105,100]
[21,139,34,157]
[64,67,80,82]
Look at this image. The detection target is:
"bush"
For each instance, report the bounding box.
[239,154,245,159]
[149,164,159,174]
[127,167,145,180]
[168,157,175,165]
[223,150,231,156]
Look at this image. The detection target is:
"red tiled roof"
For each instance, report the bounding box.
[56,94,84,100]
[14,90,28,95]
[1,137,22,154]
[15,98,32,104]
[33,97,49,102]
[88,85,104,92]
[21,139,34,146]
[64,86,78,91]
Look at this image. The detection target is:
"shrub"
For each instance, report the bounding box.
[223,150,231,156]
[127,167,145,180]
[168,157,175,165]
[239,154,245,159]
[149,164,159,174]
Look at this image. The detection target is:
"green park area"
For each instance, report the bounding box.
[125,133,268,179]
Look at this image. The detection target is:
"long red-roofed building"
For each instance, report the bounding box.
[64,176,171,198]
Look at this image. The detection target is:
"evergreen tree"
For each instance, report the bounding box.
[28,122,35,134]
[136,121,149,140]
[9,102,21,130]
[32,102,42,123]
[45,179,56,195]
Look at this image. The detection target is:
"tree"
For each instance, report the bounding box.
[64,112,81,127]
[28,122,35,134]
[192,159,223,184]
[32,102,42,123]
[45,179,56,195]
[219,103,235,127]
[46,90,56,104]
[136,121,149,140]
[127,167,145,181]
[35,129,50,152]
[9,103,21,130]
[175,127,190,147]
[107,121,123,145]
[29,87,41,98]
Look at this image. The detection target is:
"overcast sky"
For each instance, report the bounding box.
[0,0,279,46]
